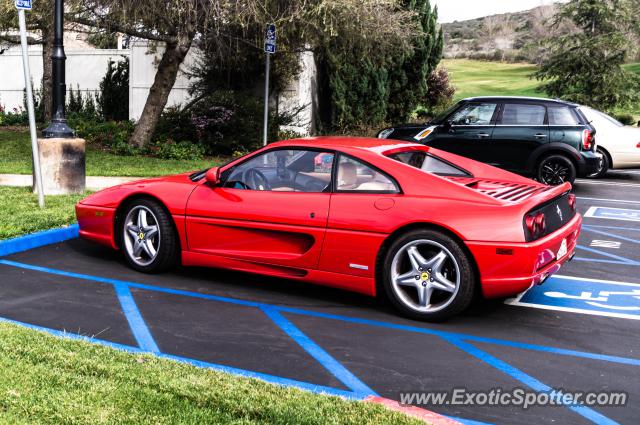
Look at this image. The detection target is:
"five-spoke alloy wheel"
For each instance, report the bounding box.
[121,199,179,273]
[382,229,475,321]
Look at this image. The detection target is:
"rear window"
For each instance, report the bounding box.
[501,104,546,125]
[548,106,580,125]
[389,151,470,177]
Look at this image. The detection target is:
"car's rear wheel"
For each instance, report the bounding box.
[537,154,576,185]
[587,148,609,178]
[121,199,179,273]
[381,229,476,321]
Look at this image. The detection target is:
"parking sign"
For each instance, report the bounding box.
[15,0,32,10]
[264,23,276,54]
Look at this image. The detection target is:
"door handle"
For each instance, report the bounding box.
[534,133,548,138]
[477,133,491,139]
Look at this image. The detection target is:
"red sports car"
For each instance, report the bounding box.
[76,137,581,320]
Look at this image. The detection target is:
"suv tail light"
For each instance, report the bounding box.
[582,129,594,151]
[568,194,576,212]
[525,212,547,240]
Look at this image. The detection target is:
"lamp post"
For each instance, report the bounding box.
[42,0,74,138]
[36,0,85,195]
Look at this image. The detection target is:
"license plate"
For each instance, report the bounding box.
[557,238,568,260]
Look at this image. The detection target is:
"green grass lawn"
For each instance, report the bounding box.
[441,59,640,118]
[0,321,421,424]
[0,186,86,240]
[0,129,221,177]
[441,59,542,100]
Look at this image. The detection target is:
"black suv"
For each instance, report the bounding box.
[378,97,600,185]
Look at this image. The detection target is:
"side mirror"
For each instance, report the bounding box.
[442,120,452,129]
[205,167,221,186]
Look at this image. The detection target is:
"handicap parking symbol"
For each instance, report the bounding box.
[514,276,640,319]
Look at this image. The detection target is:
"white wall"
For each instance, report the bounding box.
[129,41,196,121]
[0,46,128,111]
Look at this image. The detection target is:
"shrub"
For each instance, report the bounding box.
[613,113,636,126]
[0,105,28,126]
[68,116,136,155]
[155,140,205,160]
[96,57,129,121]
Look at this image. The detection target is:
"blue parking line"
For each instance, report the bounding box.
[0,315,361,400]
[114,283,160,353]
[582,224,640,232]
[1,258,639,368]
[442,337,618,425]
[262,306,376,397]
[0,224,78,257]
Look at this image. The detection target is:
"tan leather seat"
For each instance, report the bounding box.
[337,162,358,190]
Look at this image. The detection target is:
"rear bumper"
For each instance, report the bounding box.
[466,213,582,298]
[576,151,601,177]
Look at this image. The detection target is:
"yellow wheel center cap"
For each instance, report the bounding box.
[138,233,145,240]
[421,272,430,281]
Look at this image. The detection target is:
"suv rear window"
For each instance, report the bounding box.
[548,106,580,125]
[501,104,546,125]
[389,151,470,177]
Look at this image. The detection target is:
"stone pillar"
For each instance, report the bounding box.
[35,138,86,195]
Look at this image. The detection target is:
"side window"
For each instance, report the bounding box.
[449,103,497,126]
[336,155,398,193]
[501,104,546,125]
[223,149,334,193]
[548,106,580,125]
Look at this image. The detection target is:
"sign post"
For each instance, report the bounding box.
[16,0,45,208]
[263,23,276,146]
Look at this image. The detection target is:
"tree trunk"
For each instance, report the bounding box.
[41,25,53,123]
[129,34,194,148]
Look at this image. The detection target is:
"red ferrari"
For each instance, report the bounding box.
[76,137,581,320]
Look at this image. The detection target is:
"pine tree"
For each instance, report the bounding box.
[535,0,640,109]
[386,0,444,122]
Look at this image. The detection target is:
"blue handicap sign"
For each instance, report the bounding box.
[15,0,32,10]
[585,206,640,222]
[518,276,640,318]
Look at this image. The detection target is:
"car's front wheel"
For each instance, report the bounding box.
[381,229,476,321]
[537,154,576,185]
[121,199,179,273]
[587,148,609,179]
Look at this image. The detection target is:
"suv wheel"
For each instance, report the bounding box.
[587,148,609,179]
[537,154,576,185]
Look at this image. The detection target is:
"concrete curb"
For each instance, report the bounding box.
[365,396,463,425]
[0,174,140,191]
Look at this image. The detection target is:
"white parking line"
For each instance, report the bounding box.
[577,196,640,205]
[590,240,621,249]
[575,179,640,188]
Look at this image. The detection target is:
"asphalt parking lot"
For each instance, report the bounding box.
[1,171,640,425]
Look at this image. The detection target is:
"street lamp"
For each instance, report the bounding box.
[42,0,74,138]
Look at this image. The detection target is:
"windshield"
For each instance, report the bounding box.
[583,107,624,127]
[430,102,462,124]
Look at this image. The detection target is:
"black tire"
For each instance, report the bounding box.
[587,148,610,179]
[381,229,476,321]
[120,198,179,273]
[537,154,577,185]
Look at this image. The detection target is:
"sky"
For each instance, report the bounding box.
[433,0,568,23]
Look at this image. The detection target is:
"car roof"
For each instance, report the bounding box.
[462,96,579,106]
[268,136,420,153]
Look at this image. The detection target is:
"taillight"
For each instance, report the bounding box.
[525,212,547,240]
[568,194,576,212]
[637,142,640,148]
[582,129,594,150]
